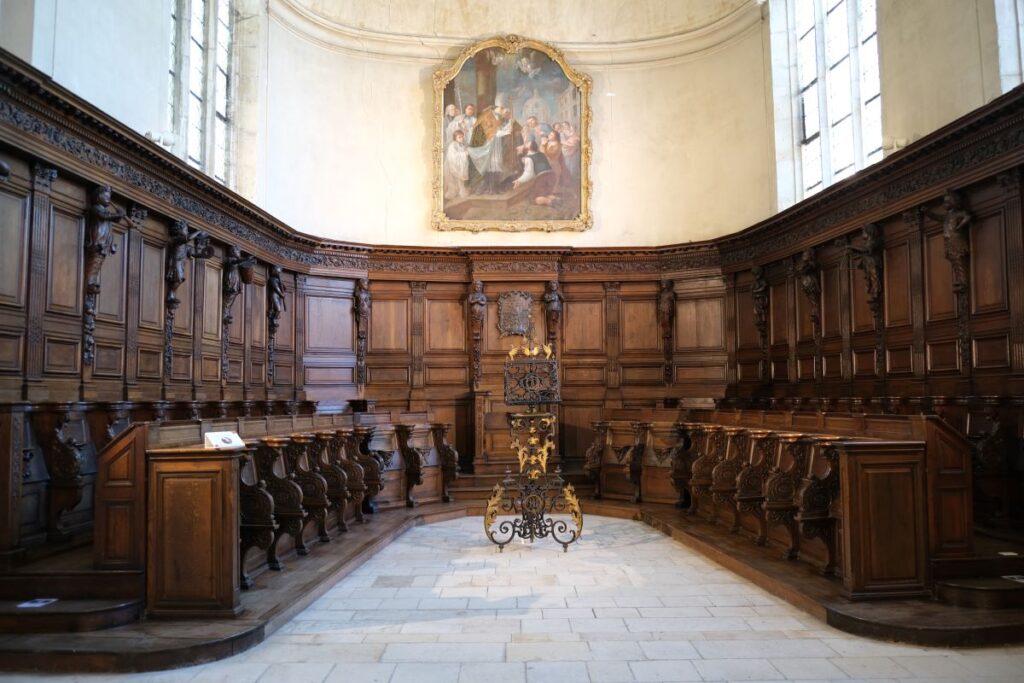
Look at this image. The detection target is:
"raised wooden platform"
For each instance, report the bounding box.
[2,501,1023,672]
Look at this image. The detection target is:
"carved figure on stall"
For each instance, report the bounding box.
[468,280,487,386]
[164,220,213,374]
[543,280,563,346]
[925,190,973,371]
[82,186,128,365]
[354,278,371,384]
[222,246,258,376]
[845,223,884,325]
[750,265,769,380]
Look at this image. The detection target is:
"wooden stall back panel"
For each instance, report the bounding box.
[146,450,241,617]
[94,424,148,570]
[839,442,929,600]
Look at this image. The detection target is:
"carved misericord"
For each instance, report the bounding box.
[163,220,212,376]
[793,248,822,379]
[468,280,486,388]
[82,185,127,366]
[657,280,675,385]
[750,265,769,382]
[221,245,257,377]
[846,223,885,377]
[926,190,973,374]
[543,280,563,350]
[266,265,286,385]
[353,277,371,385]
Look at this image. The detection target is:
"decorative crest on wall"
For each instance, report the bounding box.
[497,290,533,337]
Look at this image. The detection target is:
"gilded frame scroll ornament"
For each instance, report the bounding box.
[432,35,593,233]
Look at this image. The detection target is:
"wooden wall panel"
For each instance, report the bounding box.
[770,283,788,344]
[564,300,604,353]
[370,299,409,352]
[822,265,840,338]
[138,241,164,330]
[306,296,353,352]
[45,210,82,316]
[676,298,724,350]
[97,229,127,322]
[621,300,659,352]
[426,300,466,352]
[925,232,955,321]
[971,211,1008,314]
[884,243,911,327]
[0,189,28,308]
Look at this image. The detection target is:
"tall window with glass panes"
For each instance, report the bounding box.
[168,0,234,186]
[774,0,881,203]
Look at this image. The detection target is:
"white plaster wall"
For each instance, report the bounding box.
[257,15,775,247]
[0,0,170,139]
[879,0,1001,149]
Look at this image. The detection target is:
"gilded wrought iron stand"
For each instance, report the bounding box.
[484,333,583,552]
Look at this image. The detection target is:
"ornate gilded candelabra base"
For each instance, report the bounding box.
[484,409,583,552]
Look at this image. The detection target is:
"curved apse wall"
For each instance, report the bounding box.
[255,0,776,247]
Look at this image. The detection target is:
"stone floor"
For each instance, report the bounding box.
[3,515,1023,683]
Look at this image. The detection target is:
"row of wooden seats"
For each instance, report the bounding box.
[238,423,459,588]
[585,419,848,576]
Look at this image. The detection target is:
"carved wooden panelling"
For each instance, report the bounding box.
[172,267,193,334]
[925,232,955,321]
[0,189,28,308]
[370,299,409,352]
[621,300,659,352]
[971,211,1008,314]
[275,278,295,351]
[820,265,839,337]
[621,364,663,385]
[202,261,221,341]
[425,365,468,384]
[97,229,127,322]
[250,281,265,348]
[368,366,409,384]
[43,336,80,374]
[853,349,876,377]
[273,362,293,385]
[171,352,192,381]
[735,288,758,348]
[304,365,354,384]
[139,241,164,330]
[426,300,466,352]
[973,335,1010,369]
[884,242,911,327]
[675,365,726,381]
[823,353,842,378]
[851,266,873,333]
[770,283,788,344]
[886,347,913,375]
[137,347,162,379]
[201,355,220,382]
[93,343,123,378]
[0,332,23,373]
[563,300,604,353]
[926,340,960,373]
[306,296,353,352]
[676,298,723,350]
[46,210,83,316]
[563,365,605,385]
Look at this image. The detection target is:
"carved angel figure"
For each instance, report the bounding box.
[166,220,212,291]
[222,246,257,324]
[86,186,125,262]
[750,265,769,335]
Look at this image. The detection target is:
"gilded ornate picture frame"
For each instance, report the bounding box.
[432,35,592,233]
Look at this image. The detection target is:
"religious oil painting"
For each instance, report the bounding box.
[432,35,592,233]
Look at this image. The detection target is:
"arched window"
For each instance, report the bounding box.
[168,0,234,185]
[770,0,882,208]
